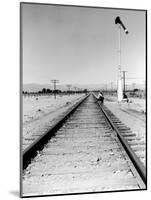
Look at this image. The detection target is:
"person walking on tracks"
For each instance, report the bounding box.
[97,91,104,104]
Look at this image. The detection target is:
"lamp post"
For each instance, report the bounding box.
[115,16,129,102]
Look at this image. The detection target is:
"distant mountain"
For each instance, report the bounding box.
[23,83,145,92]
[23,83,105,92]
[23,83,55,92]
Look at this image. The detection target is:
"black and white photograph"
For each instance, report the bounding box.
[20,2,147,197]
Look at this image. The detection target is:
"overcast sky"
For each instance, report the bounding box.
[22,3,146,85]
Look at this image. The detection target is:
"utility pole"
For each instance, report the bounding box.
[74,86,77,94]
[51,79,59,99]
[122,71,127,95]
[132,83,136,90]
[66,84,72,95]
[110,82,113,92]
[115,16,129,102]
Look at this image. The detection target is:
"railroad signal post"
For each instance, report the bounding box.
[122,70,127,95]
[115,16,129,102]
[51,79,59,99]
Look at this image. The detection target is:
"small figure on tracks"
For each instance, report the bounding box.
[123,93,129,102]
[97,91,104,104]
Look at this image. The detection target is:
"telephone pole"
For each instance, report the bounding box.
[51,79,59,99]
[132,83,136,90]
[110,82,114,92]
[74,86,77,94]
[66,84,72,95]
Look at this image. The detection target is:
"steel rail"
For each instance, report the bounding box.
[23,94,90,169]
[93,94,146,185]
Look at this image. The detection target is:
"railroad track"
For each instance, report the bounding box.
[22,93,146,197]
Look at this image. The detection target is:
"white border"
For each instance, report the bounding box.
[0,0,150,199]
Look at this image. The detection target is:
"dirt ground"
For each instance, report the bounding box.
[22,94,85,151]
